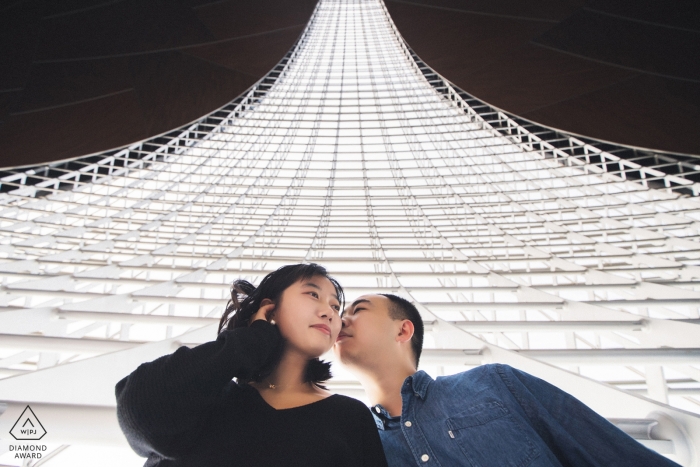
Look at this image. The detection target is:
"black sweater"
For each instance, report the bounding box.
[115,320,388,467]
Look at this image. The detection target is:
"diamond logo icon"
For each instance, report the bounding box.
[10,406,46,441]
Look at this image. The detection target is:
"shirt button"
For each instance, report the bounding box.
[404,421,412,427]
[374,407,381,413]
[421,454,429,462]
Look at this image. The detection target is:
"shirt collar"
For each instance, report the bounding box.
[371,404,393,430]
[403,370,433,399]
[371,371,434,430]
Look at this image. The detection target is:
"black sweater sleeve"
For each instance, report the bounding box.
[358,405,389,467]
[115,320,281,459]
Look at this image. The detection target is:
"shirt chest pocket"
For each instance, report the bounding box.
[446,400,540,467]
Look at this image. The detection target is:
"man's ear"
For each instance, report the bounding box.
[396,319,415,343]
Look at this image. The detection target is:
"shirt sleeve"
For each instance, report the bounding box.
[494,364,681,467]
[114,320,282,460]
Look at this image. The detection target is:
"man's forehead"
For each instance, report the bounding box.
[346,294,388,310]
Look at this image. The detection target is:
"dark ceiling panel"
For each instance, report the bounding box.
[194,0,317,39]
[0,1,43,91]
[523,74,700,154]
[183,25,305,77]
[385,0,700,154]
[385,2,634,114]
[36,0,215,61]
[12,58,133,114]
[533,9,700,81]
[584,0,700,31]
[36,0,136,18]
[390,7,555,68]
[0,90,148,168]
[0,0,316,167]
[128,51,259,136]
[0,91,22,127]
[445,42,637,116]
[386,0,579,22]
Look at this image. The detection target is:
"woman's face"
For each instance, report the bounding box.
[271,276,342,358]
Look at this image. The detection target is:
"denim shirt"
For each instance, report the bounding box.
[372,364,680,467]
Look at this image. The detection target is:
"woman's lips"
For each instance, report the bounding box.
[310,324,331,335]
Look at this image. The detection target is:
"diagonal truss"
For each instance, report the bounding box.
[0,0,700,464]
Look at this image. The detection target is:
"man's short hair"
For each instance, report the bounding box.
[380,294,424,368]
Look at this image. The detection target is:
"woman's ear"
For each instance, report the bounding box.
[248,298,277,325]
[260,298,277,321]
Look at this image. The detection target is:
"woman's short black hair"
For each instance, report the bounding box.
[218,263,344,388]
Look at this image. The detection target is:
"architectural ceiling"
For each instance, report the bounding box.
[0,1,698,465]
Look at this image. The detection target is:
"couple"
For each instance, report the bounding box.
[116,263,679,466]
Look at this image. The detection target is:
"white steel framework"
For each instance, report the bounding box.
[1,0,700,465]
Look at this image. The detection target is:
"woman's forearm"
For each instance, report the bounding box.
[115,320,281,458]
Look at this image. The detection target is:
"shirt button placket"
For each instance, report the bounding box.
[403,381,436,466]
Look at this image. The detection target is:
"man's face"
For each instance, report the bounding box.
[333,294,397,368]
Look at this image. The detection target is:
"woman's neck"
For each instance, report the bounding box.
[258,348,315,393]
[251,349,330,410]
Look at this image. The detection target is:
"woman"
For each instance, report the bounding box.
[116,263,388,467]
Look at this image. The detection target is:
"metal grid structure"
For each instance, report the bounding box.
[1,0,700,465]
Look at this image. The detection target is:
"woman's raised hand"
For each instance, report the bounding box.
[251,302,276,325]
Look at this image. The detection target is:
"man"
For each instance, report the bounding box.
[334,294,680,467]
